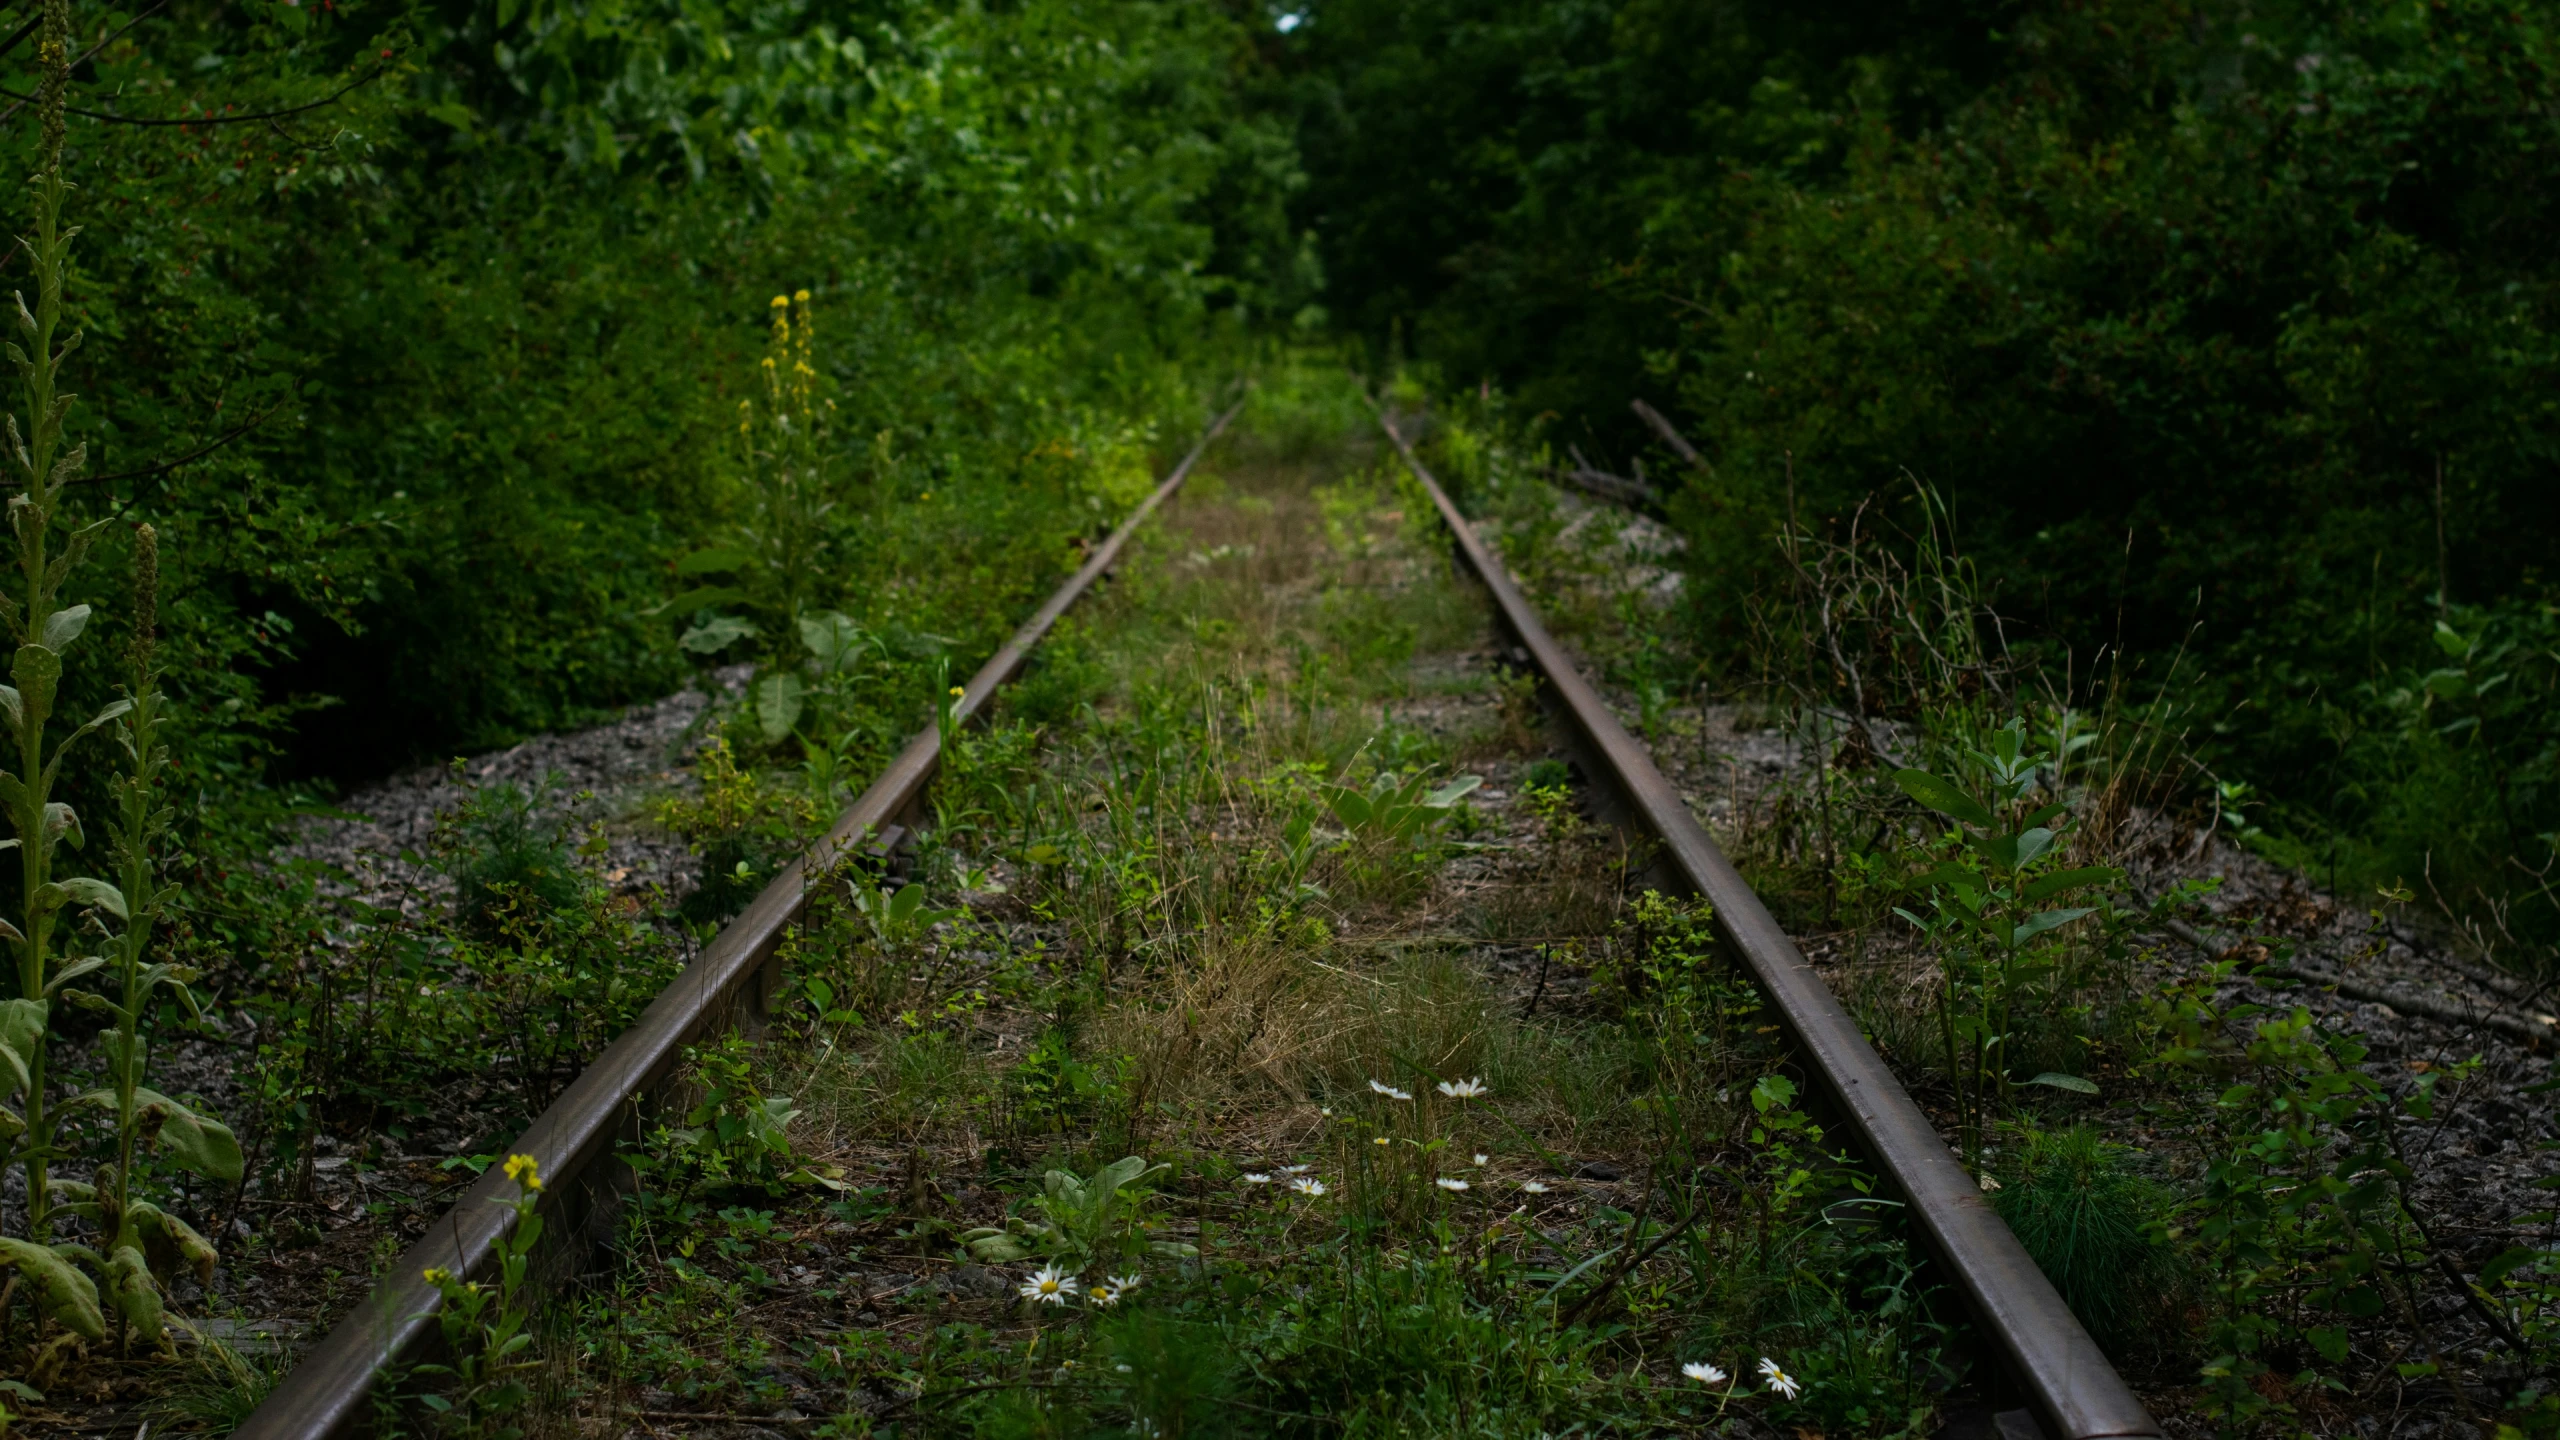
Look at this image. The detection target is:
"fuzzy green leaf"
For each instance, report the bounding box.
[44,954,107,997]
[0,1237,104,1340]
[679,614,756,653]
[128,1088,243,1183]
[36,604,87,652]
[754,672,805,742]
[1424,774,1484,807]
[101,1244,164,1343]
[0,997,43,1073]
[2025,1072,2100,1095]
[129,1201,219,1285]
[47,876,126,920]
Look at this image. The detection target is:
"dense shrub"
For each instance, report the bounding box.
[1282,0,2560,953]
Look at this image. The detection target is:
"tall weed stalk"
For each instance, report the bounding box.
[0,3,235,1352]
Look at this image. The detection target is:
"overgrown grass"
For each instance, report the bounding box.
[518,367,1958,1437]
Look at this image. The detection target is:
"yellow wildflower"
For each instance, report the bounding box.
[503,1153,544,1191]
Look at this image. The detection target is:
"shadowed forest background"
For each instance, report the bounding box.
[7,0,2554,953]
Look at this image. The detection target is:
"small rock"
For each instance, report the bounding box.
[936,1264,1012,1299]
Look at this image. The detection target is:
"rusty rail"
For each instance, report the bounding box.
[236,397,1243,1440]
[1373,409,2160,1440]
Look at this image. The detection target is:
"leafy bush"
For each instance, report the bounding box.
[1284,0,2560,956]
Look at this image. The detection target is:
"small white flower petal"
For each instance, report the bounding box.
[1435,1177,1470,1191]
[1682,1362,1729,1385]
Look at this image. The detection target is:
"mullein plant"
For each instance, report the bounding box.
[53,525,238,1348]
[668,289,839,662]
[0,0,235,1351]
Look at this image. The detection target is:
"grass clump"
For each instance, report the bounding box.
[1991,1125,2180,1355]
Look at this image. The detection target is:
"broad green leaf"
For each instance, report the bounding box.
[2025,1072,2099,1095]
[2432,620,2469,657]
[2022,866,2118,903]
[129,1088,243,1182]
[1892,769,1993,828]
[41,801,78,849]
[48,877,126,920]
[679,615,757,653]
[962,1229,1030,1262]
[1903,862,1978,894]
[44,954,106,996]
[799,611,872,670]
[0,999,44,1072]
[0,1237,103,1340]
[676,546,751,575]
[100,1244,163,1343]
[0,1029,23,1095]
[1424,774,1484,807]
[2479,1245,2539,1287]
[2012,906,2096,943]
[1092,1155,1155,1198]
[1323,787,1372,829]
[37,605,88,652]
[655,584,746,617]
[753,672,805,742]
[129,1202,219,1285]
[2011,827,2056,869]
[0,684,18,729]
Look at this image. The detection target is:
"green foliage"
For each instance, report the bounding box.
[410,1156,547,1435]
[1991,1126,2179,1354]
[957,1154,1193,1269]
[643,1032,821,1200]
[0,0,1294,823]
[442,775,583,935]
[1285,0,2560,955]
[1892,720,2119,1154]
[2141,951,2451,1431]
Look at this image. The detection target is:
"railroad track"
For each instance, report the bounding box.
[236,392,2156,1438]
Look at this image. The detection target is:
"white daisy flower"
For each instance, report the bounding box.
[1108,1273,1142,1293]
[1241,1172,1273,1184]
[1279,1164,1311,1175]
[1436,1078,1488,1099]
[1290,1175,1327,1197]
[1436,1177,1469,1192]
[1683,1362,1728,1385]
[1020,1265,1078,1305]
[1372,1135,1391,1146]
[1519,1180,1550,1194]
[1368,1079,1414,1101]
[1089,1284,1120,1307]
[1758,1357,1800,1399]
[1472,1153,1489,1166]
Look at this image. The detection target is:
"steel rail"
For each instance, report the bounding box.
[237,396,1244,1440]
[1373,410,2160,1440]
